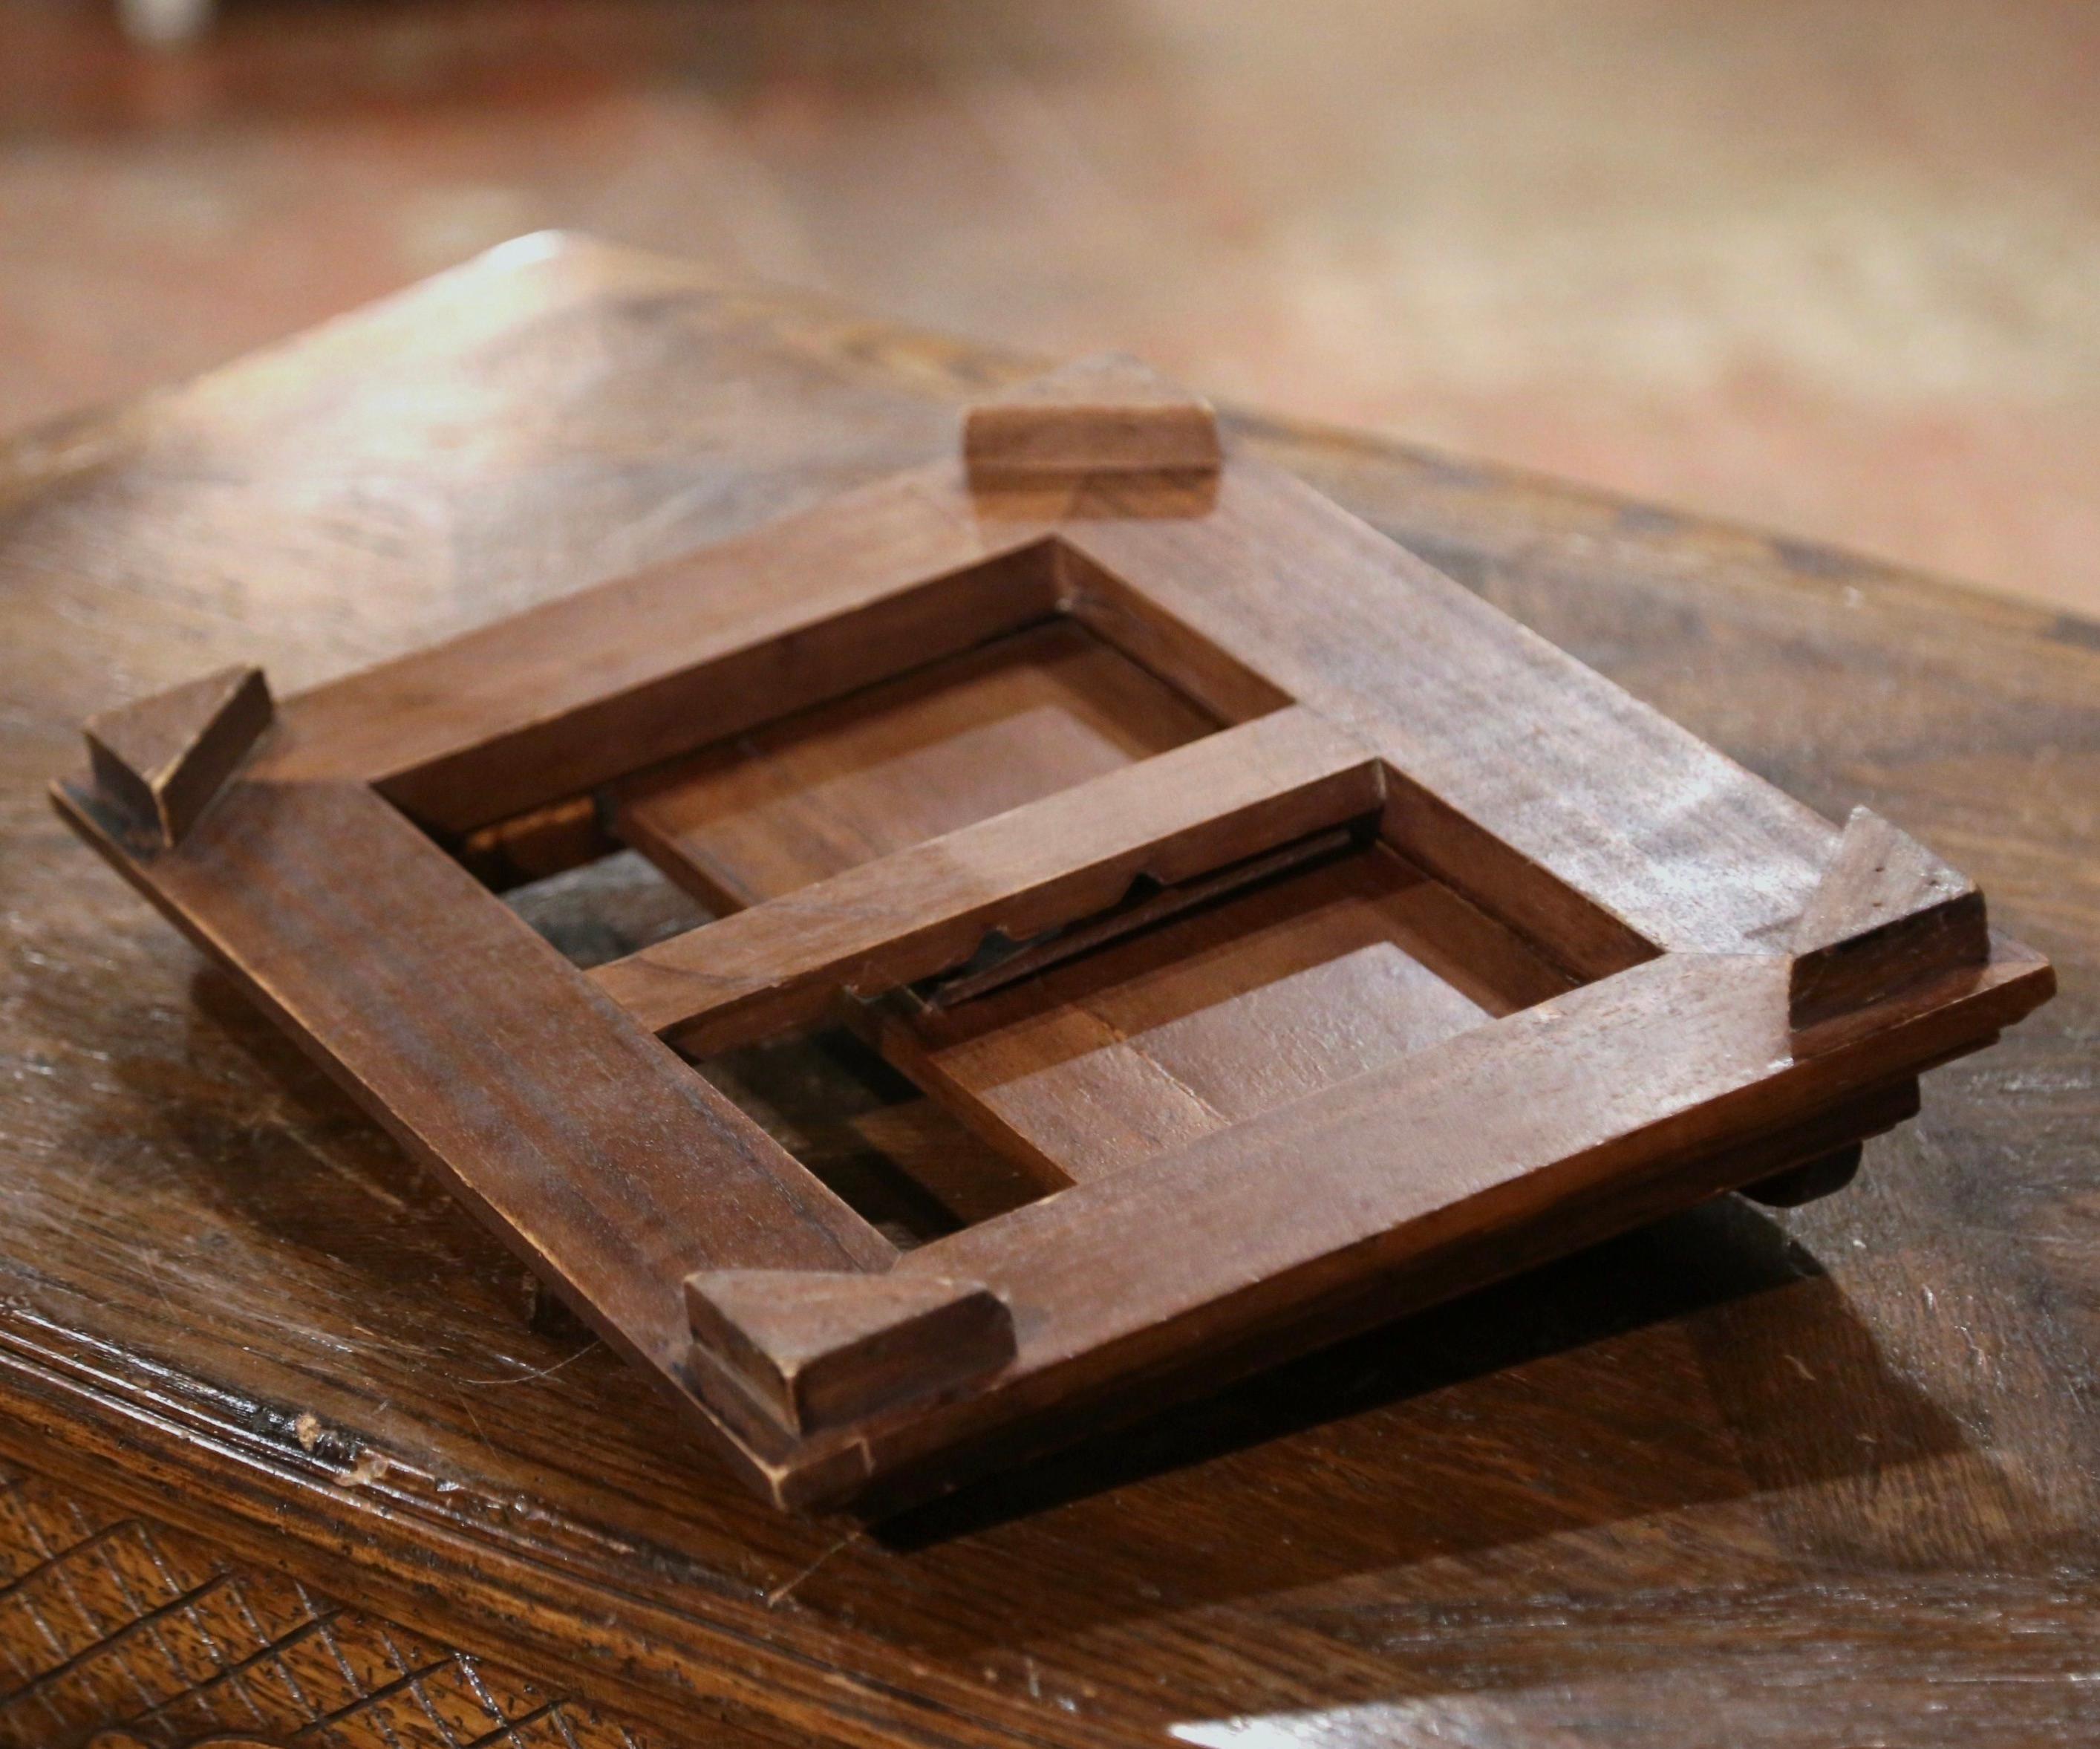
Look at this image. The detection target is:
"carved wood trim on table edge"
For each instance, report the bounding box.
[0,1456,668,1749]
[0,1336,1073,1749]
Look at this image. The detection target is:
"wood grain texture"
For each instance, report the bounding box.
[274,470,1059,836]
[612,633,1571,1193]
[685,1271,1015,1437]
[3,236,2096,1748]
[1055,462,1840,970]
[831,943,2047,1507]
[610,619,1222,912]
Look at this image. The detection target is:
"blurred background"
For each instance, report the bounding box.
[3,0,2095,616]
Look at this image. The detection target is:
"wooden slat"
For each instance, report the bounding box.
[591,706,1384,1052]
[50,772,893,1488]
[685,1268,1015,1436]
[1050,457,1842,968]
[267,463,1060,833]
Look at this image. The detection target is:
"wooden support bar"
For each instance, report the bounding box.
[1789,807,1989,1031]
[84,664,273,849]
[873,838,1577,1191]
[267,464,1060,834]
[590,706,1385,1052]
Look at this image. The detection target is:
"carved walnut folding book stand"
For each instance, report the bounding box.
[54,357,2054,1514]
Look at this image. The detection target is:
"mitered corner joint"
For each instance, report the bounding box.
[83,664,274,850]
[1787,806,1989,1033]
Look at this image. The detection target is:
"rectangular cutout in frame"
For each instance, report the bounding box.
[879,837,1579,1190]
[612,617,1228,911]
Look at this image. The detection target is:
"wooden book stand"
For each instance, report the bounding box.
[53,356,2054,1514]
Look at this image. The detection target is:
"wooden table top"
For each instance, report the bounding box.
[2,234,2094,1749]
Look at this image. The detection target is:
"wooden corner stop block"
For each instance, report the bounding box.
[83,665,273,848]
[685,1269,1016,1435]
[965,354,1221,483]
[1788,807,1989,1030]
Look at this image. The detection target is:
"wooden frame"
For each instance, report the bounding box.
[52,356,2054,1514]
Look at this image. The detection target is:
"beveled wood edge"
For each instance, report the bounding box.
[82,663,275,850]
[1788,805,1991,1030]
[685,1270,1017,1436]
[962,354,1222,483]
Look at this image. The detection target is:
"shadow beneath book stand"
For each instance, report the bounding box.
[874,1185,1975,1625]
